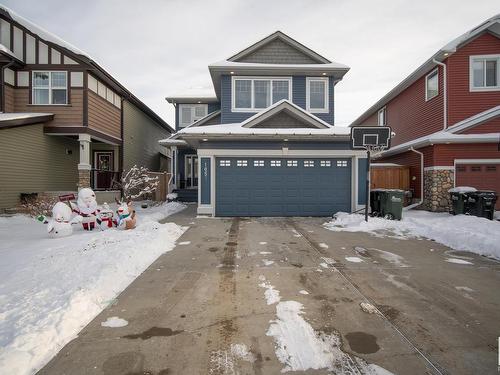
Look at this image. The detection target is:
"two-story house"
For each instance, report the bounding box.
[352,14,500,211]
[0,5,173,211]
[161,31,368,217]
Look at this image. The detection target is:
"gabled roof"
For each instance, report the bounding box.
[227,31,331,64]
[240,100,330,129]
[165,86,218,104]
[0,5,173,133]
[208,31,350,98]
[351,14,500,126]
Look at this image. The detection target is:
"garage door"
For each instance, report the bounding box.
[456,162,500,209]
[215,157,351,216]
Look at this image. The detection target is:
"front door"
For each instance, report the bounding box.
[185,155,198,188]
[94,151,113,189]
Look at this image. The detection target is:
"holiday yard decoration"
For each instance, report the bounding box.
[114,199,137,230]
[96,203,114,230]
[37,202,75,238]
[70,188,99,231]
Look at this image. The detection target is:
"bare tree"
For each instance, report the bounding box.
[120,165,159,200]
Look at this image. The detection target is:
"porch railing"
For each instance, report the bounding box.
[91,169,121,191]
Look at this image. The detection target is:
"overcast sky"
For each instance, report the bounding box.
[4,0,499,127]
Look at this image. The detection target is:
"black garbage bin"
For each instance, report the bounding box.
[467,191,497,220]
[370,190,382,217]
[449,191,470,215]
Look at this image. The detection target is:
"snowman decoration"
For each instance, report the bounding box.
[96,203,114,230]
[71,188,99,231]
[37,202,74,238]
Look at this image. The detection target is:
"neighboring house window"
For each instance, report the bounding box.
[470,55,500,91]
[306,77,329,113]
[232,77,292,111]
[32,71,67,105]
[179,104,208,127]
[377,107,386,126]
[425,69,439,101]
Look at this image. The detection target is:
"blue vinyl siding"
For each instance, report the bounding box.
[220,75,334,125]
[358,158,368,205]
[216,157,351,216]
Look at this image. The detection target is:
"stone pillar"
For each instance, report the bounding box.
[423,168,454,212]
[78,134,91,189]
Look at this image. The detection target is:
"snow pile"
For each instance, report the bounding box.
[0,202,186,375]
[266,301,393,374]
[101,317,128,328]
[259,279,281,305]
[448,186,477,193]
[325,210,500,259]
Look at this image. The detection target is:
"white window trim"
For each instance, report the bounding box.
[377,107,386,126]
[32,71,68,105]
[469,54,500,92]
[178,103,208,128]
[425,68,439,101]
[231,76,292,113]
[306,77,329,113]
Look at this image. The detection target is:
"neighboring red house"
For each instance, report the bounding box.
[352,14,500,211]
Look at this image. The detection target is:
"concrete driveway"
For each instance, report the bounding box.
[39,205,500,375]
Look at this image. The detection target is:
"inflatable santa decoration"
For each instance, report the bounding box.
[71,188,99,230]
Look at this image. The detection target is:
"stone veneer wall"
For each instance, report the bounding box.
[423,169,454,212]
[78,170,91,189]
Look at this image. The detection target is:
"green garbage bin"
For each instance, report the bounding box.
[467,191,497,220]
[371,189,404,220]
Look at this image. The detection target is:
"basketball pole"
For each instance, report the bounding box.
[365,149,370,222]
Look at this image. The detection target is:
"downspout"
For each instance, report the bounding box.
[432,59,447,129]
[0,60,16,113]
[404,147,424,210]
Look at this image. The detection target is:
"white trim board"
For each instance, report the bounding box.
[197,149,366,157]
[454,158,500,164]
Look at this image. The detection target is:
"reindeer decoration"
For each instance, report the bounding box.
[114,198,137,230]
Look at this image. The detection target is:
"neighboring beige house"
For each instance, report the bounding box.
[0,6,173,211]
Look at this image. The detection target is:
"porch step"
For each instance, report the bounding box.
[173,189,198,202]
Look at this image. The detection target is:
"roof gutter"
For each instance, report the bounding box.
[432,59,447,129]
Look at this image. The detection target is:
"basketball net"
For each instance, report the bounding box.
[364,145,386,158]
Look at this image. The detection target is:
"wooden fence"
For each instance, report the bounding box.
[147,172,172,201]
[371,165,410,191]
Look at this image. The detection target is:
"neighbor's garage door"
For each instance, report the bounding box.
[456,162,500,209]
[215,157,351,216]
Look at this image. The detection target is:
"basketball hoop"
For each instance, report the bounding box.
[350,126,394,222]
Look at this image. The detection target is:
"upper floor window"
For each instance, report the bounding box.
[470,55,500,91]
[232,76,291,112]
[306,77,329,113]
[377,107,386,126]
[425,69,439,101]
[179,104,208,127]
[32,71,67,105]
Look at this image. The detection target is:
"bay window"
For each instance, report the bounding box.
[32,71,67,105]
[232,77,291,111]
[306,77,329,113]
[470,55,500,91]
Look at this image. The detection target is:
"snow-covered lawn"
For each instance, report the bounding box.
[325,210,500,260]
[0,202,186,375]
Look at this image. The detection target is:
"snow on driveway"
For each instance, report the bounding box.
[263,284,394,374]
[0,202,186,375]
[325,211,500,260]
